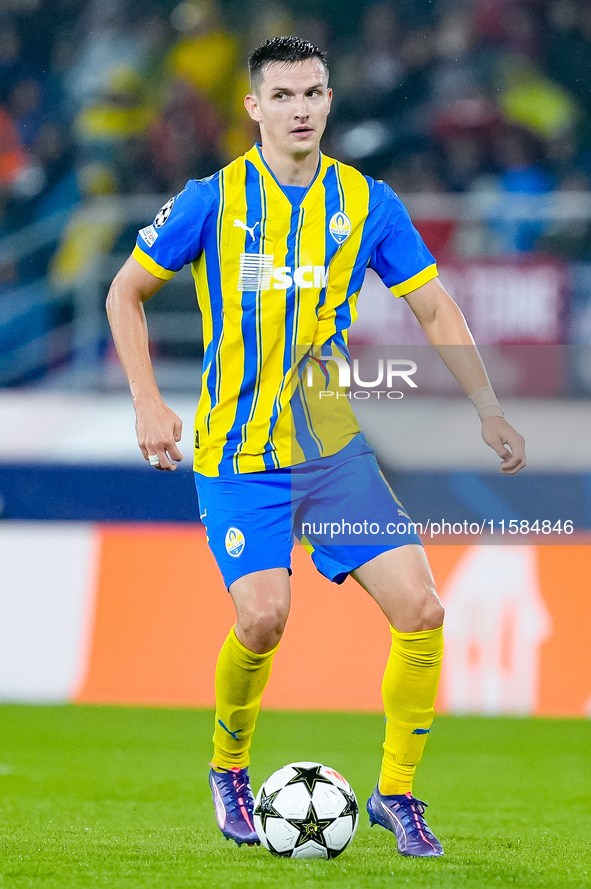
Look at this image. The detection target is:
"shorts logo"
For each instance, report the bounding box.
[139,224,158,247]
[225,527,245,557]
[329,212,351,244]
[154,197,175,228]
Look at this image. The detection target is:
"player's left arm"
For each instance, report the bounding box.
[403,276,526,475]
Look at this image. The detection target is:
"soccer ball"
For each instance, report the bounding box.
[254,761,359,859]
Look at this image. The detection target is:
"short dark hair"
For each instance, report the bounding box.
[248,36,328,91]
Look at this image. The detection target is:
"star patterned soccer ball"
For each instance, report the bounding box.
[253,761,359,859]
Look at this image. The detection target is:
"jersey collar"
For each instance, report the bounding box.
[246,144,332,209]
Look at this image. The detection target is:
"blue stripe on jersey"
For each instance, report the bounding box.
[286,203,303,364]
[331,330,350,363]
[262,444,278,471]
[203,171,224,435]
[225,160,265,471]
[289,382,322,460]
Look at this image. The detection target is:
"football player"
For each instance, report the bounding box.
[106,36,525,857]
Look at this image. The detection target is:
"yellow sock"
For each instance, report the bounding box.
[211,627,278,770]
[379,624,444,796]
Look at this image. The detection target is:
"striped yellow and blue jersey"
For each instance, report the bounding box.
[133,144,437,476]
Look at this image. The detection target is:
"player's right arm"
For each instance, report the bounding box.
[106,256,184,471]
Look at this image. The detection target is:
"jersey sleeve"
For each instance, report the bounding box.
[132,178,216,280]
[368,181,438,297]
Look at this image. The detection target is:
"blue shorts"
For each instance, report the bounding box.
[194,433,421,588]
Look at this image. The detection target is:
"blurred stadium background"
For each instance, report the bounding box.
[0,0,590,718]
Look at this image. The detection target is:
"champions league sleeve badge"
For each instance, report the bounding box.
[154,196,176,228]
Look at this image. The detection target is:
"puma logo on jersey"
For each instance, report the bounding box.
[233,219,260,240]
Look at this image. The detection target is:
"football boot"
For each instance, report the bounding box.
[209,766,260,846]
[367,787,444,857]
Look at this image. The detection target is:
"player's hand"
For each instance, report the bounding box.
[135,399,184,471]
[481,416,526,475]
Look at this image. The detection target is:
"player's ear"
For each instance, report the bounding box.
[245,93,262,122]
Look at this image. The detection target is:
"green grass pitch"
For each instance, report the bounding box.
[0,706,589,889]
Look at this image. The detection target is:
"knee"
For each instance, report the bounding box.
[399,588,444,633]
[422,596,445,630]
[415,591,444,631]
[237,600,290,653]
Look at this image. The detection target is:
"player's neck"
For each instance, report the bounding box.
[259,142,320,187]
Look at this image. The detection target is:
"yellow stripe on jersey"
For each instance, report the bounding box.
[132,245,176,280]
[315,162,370,345]
[390,263,439,297]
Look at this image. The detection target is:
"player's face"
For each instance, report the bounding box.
[245,59,332,161]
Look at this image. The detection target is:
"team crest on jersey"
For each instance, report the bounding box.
[329,212,352,244]
[225,527,245,557]
[154,197,175,228]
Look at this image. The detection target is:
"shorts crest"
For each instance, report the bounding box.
[225,527,245,557]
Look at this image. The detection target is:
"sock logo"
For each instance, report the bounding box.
[412,728,431,735]
[225,527,245,557]
[218,719,242,741]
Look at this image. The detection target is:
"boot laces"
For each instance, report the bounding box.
[218,768,254,815]
[396,795,433,836]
